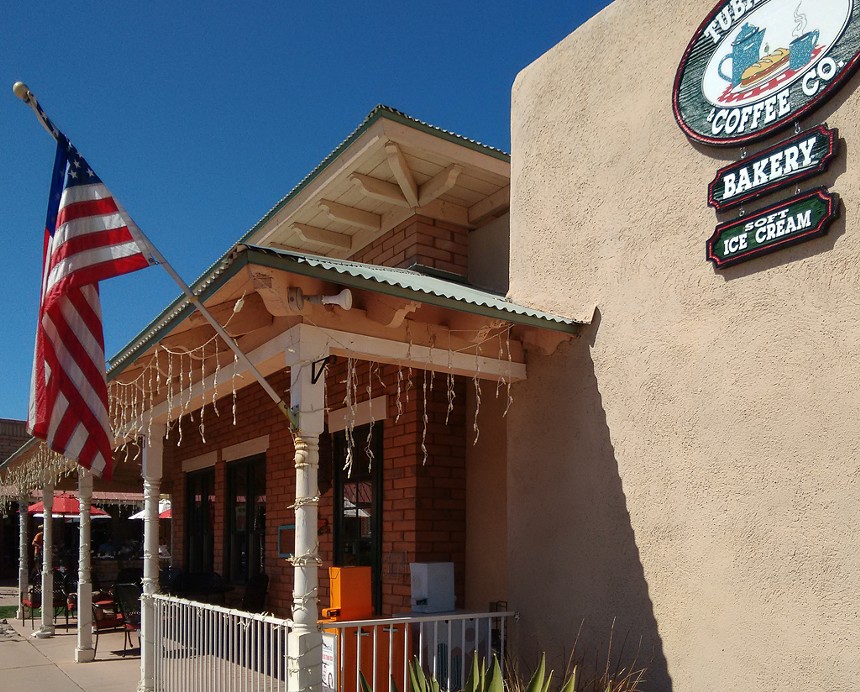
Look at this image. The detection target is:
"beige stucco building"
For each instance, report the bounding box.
[505,0,860,688]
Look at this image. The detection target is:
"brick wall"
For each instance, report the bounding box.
[352,215,469,277]
[163,361,468,619]
[0,418,28,461]
[324,361,467,615]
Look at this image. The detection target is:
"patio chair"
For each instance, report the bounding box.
[113,583,142,656]
[20,583,41,628]
[91,600,122,658]
[20,570,69,629]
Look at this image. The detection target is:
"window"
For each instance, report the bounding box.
[333,423,383,613]
[185,468,215,573]
[225,454,266,584]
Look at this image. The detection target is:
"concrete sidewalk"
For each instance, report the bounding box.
[0,583,140,691]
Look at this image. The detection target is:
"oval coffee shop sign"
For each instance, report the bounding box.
[674,0,860,146]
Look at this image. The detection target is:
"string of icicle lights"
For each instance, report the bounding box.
[0,443,74,514]
[108,315,516,474]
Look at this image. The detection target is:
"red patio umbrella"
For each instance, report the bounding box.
[28,492,110,518]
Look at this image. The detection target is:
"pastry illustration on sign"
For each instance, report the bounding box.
[674,0,860,145]
[703,2,832,110]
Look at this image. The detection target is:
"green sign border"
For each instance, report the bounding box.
[707,188,838,268]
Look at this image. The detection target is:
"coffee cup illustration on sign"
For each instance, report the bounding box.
[790,29,820,69]
[718,23,766,86]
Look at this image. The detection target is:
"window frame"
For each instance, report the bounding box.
[224,453,267,585]
[333,423,383,614]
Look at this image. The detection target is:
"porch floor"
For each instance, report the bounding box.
[0,582,140,691]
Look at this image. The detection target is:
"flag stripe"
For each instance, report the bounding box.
[54,208,127,247]
[51,225,140,270]
[56,196,119,228]
[46,241,151,298]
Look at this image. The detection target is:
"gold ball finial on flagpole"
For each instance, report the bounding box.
[12,82,31,103]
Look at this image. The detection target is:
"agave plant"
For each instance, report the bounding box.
[359,651,577,692]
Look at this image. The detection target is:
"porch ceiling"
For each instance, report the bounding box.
[240,106,511,259]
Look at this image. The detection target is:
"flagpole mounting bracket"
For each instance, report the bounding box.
[311,356,336,385]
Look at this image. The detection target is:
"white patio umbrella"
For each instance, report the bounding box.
[129,498,171,519]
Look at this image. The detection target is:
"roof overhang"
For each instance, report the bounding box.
[238,106,512,259]
[109,244,580,381]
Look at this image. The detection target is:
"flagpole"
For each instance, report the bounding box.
[13,82,298,428]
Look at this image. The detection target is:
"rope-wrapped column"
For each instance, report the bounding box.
[75,470,94,662]
[17,493,29,621]
[287,325,326,692]
[139,425,165,692]
[34,481,54,638]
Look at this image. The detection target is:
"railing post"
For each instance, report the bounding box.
[75,469,95,661]
[139,424,165,692]
[17,492,29,621]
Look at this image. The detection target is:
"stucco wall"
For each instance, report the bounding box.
[464,388,508,611]
[468,213,511,294]
[508,0,860,689]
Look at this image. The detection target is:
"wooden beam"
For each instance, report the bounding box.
[319,325,527,382]
[385,141,419,207]
[319,199,381,232]
[365,294,421,329]
[249,268,294,316]
[349,173,409,207]
[417,198,471,227]
[418,164,463,207]
[469,185,510,225]
[292,223,353,250]
[185,291,273,335]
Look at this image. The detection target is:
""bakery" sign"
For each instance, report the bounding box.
[708,125,837,210]
[674,0,860,146]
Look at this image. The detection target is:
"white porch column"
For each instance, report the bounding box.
[288,328,327,691]
[17,493,29,621]
[75,470,94,662]
[34,481,54,638]
[139,424,165,692]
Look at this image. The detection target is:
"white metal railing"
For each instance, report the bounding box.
[150,593,293,692]
[323,611,513,692]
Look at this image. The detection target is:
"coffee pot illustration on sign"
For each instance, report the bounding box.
[718,23,766,86]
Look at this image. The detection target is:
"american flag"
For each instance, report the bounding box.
[28,133,156,479]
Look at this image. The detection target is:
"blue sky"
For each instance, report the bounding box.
[1,1,611,421]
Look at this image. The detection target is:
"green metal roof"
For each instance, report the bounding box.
[107,244,580,379]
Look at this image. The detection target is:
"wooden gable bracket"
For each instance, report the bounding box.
[446,312,509,344]
[385,141,420,207]
[521,328,576,356]
[291,223,353,250]
[319,199,381,232]
[349,173,410,207]
[418,164,463,207]
[365,294,421,328]
[249,268,297,317]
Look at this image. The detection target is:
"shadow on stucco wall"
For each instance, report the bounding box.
[507,311,671,690]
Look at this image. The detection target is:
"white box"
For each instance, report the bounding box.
[410,562,456,613]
